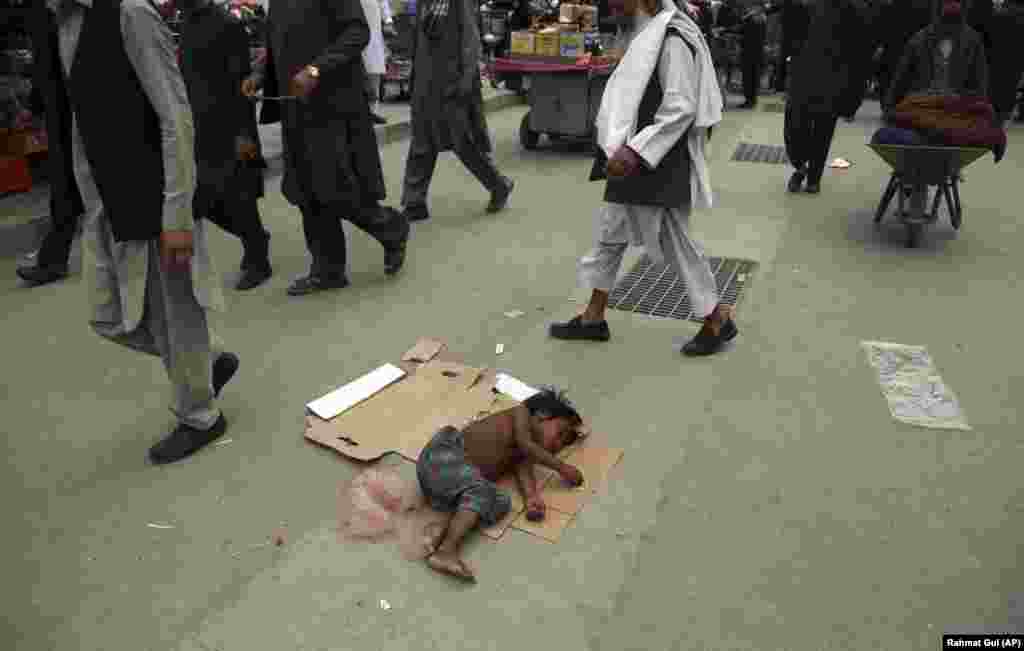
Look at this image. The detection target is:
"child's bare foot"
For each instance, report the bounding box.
[426,550,476,582]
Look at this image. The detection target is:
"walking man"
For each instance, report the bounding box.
[784,0,872,194]
[549,0,738,357]
[50,0,237,464]
[246,0,410,296]
[399,0,514,223]
[361,0,393,124]
[16,2,83,287]
[180,0,273,291]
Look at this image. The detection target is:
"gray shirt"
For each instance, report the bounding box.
[50,0,196,234]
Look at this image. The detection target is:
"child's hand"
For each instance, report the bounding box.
[559,464,584,487]
[526,496,546,522]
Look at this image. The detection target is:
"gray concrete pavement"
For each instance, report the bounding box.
[2,100,1023,651]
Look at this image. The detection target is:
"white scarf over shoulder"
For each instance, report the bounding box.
[595,6,723,209]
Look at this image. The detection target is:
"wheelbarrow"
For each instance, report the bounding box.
[867,144,989,248]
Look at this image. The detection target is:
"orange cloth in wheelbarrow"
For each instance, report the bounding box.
[890,94,1007,162]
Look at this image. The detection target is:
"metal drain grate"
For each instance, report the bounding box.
[731,142,789,164]
[608,256,757,322]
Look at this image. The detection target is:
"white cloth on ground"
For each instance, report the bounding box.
[577,202,719,318]
[595,5,723,210]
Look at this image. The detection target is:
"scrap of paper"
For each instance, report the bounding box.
[829,158,851,169]
[861,341,971,431]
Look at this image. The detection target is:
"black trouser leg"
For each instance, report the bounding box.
[36,210,78,269]
[301,201,347,277]
[234,197,270,270]
[783,103,807,170]
[806,112,839,185]
[742,57,762,104]
[453,136,505,194]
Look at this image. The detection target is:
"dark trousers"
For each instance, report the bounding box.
[204,194,270,269]
[742,56,764,104]
[784,104,839,184]
[36,209,79,269]
[400,133,505,208]
[301,199,405,276]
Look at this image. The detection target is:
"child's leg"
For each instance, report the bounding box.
[427,509,480,580]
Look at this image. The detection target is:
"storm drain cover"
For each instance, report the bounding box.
[608,256,757,322]
[732,142,789,164]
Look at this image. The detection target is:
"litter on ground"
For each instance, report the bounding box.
[146,523,174,529]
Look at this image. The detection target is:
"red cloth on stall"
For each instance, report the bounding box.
[890,93,1007,161]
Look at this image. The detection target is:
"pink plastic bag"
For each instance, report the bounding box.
[338,467,450,560]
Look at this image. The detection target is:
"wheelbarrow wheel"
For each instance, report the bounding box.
[520,112,539,150]
[906,222,923,248]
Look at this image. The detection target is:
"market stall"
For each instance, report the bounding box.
[492,1,616,148]
[0,0,47,194]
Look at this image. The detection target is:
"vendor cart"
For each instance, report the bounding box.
[380,15,415,101]
[868,144,989,248]
[491,57,614,150]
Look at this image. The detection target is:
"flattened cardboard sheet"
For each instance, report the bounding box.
[512,509,575,543]
[540,443,623,515]
[305,358,499,462]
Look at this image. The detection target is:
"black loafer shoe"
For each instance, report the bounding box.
[805,182,821,194]
[487,178,515,213]
[213,352,240,398]
[402,204,430,223]
[287,273,350,296]
[549,315,611,342]
[682,319,738,356]
[371,113,388,125]
[17,264,68,287]
[787,170,805,193]
[236,265,272,290]
[149,414,228,465]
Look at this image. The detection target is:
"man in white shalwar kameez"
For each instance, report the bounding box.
[50,0,237,464]
[549,0,738,356]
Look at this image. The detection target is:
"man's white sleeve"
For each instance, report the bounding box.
[627,35,697,169]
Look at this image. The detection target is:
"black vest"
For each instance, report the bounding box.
[590,31,693,209]
[67,0,165,242]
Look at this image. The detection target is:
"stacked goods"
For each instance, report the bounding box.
[507,1,606,62]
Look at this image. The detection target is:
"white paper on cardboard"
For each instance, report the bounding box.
[494,373,541,402]
[306,364,407,420]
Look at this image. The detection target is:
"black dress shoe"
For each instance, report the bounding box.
[549,315,611,342]
[805,182,821,194]
[402,204,430,222]
[487,177,515,213]
[382,208,410,276]
[16,264,68,287]
[149,414,228,465]
[681,319,738,356]
[236,265,272,290]
[287,272,350,296]
[787,169,806,193]
[738,101,756,109]
[213,352,240,398]
[371,113,388,125]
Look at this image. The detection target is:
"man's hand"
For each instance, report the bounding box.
[160,230,194,272]
[241,75,261,98]
[606,146,642,178]
[289,67,319,101]
[526,496,547,522]
[559,464,584,487]
[236,135,259,161]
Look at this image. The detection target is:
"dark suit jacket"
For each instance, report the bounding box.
[28,4,83,222]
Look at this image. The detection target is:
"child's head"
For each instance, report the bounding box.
[524,387,583,453]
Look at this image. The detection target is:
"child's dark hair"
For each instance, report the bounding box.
[523,386,582,440]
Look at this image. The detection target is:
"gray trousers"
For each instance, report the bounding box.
[90,242,222,431]
[578,203,719,319]
[400,133,505,209]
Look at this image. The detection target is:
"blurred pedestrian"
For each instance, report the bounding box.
[247,0,410,296]
[399,0,514,222]
[180,0,273,291]
[361,0,394,124]
[988,0,1024,124]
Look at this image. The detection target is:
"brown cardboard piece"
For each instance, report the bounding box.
[540,442,624,515]
[512,509,575,543]
[305,358,499,462]
[401,337,445,363]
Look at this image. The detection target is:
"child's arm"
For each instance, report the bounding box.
[512,407,584,486]
[515,461,546,521]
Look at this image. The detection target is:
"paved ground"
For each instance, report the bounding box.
[3,98,1023,651]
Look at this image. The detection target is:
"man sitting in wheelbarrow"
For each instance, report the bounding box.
[875,0,1004,220]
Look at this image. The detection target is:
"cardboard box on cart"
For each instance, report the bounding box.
[510,30,536,55]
